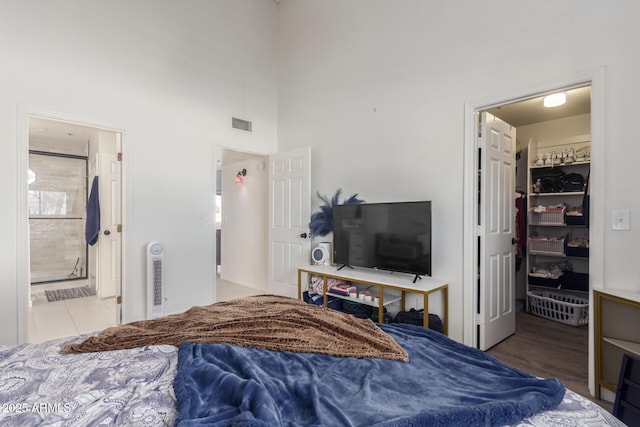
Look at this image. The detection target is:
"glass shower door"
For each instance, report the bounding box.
[29,152,88,284]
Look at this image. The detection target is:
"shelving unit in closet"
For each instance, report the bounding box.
[525,134,591,326]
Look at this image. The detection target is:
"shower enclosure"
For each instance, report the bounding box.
[29,151,88,284]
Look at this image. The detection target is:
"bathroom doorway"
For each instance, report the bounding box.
[25,115,123,343]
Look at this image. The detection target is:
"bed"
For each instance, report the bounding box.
[0,295,624,426]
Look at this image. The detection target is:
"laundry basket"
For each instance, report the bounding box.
[527,290,588,326]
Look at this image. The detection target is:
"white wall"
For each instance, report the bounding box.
[277,1,640,341]
[0,0,279,345]
[517,114,591,149]
[220,157,268,291]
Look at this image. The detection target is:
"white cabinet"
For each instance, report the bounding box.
[525,135,591,317]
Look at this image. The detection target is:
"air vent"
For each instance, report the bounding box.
[232,117,252,132]
[147,241,165,319]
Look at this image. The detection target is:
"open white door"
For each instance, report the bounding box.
[268,147,311,297]
[96,131,122,311]
[477,112,516,350]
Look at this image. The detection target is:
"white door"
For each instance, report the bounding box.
[97,148,121,302]
[478,112,516,350]
[268,147,311,297]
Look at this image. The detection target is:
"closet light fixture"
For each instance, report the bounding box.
[235,168,247,184]
[543,93,566,108]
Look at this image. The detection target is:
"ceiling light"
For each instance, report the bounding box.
[543,93,566,108]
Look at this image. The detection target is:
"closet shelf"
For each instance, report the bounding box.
[531,192,585,197]
[530,160,590,169]
[328,292,401,307]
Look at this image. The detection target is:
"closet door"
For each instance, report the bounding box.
[478,112,517,351]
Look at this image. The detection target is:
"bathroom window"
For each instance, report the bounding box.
[29,190,68,216]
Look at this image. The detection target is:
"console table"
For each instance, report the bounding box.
[594,289,640,400]
[297,265,448,335]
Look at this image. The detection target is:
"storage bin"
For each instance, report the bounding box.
[560,272,589,292]
[528,290,588,327]
[528,275,561,288]
[565,215,585,226]
[341,300,372,319]
[565,246,589,258]
[302,291,343,311]
[529,208,565,226]
[528,236,565,256]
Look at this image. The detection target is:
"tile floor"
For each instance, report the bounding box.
[216,278,264,302]
[28,279,265,344]
[28,281,117,344]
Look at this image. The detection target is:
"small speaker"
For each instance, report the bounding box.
[311,242,331,265]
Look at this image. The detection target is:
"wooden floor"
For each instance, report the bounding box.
[487,310,613,413]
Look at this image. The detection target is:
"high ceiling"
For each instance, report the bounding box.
[487,86,591,127]
[28,86,591,158]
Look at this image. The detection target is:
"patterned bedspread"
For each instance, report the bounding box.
[0,335,624,426]
[0,336,177,426]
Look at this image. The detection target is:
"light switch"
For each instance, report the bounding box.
[612,209,630,230]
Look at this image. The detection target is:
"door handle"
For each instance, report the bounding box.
[300,232,308,238]
[512,237,519,245]
[104,230,111,236]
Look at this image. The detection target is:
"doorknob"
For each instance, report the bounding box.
[512,237,519,245]
[300,232,308,238]
[104,230,111,236]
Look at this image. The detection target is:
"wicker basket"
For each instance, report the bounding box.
[528,290,588,327]
[528,236,565,256]
[528,208,566,225]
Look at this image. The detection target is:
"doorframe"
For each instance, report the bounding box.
[214,145,271,301]
[16,105,126,344]
[462,67,605,396]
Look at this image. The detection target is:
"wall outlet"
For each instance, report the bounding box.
[612,209,630,230]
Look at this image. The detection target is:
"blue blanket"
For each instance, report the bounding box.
[173,324,565,426]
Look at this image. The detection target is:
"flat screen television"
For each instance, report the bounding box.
[332,201,431,281]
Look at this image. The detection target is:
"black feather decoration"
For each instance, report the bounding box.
[309,189,364,237]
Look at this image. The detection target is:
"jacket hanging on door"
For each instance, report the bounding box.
[85,176,100,246]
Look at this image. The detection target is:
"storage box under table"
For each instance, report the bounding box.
[527,290,588,327]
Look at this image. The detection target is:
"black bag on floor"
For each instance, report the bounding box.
[395,308,444,333]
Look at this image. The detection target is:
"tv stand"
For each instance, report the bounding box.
[337,264,353,271]
[298,265,448,334]
[412,274,423,284]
